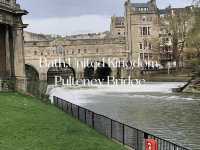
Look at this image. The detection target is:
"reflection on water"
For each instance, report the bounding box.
[50,82,200,150]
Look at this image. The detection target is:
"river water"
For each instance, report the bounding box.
[49,82,200,150]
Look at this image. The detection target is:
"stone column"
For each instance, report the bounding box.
[13,26,27,92]
[5,25,12,77]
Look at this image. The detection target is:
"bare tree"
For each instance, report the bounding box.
[187,6,200,57]
[193,0,200,6]
[165,8,192,69]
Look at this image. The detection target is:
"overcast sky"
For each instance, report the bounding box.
[18,0,193,36]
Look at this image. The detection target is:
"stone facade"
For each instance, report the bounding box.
[24,37,128,80]
[125,0,160,64]
[0,0,28,91]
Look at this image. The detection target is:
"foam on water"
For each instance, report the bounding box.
[48,82,187,104]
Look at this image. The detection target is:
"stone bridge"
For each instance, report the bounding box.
[24,38,130,83]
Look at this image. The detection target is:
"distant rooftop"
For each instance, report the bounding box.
[114,17,124,25]
[131,3,149,8]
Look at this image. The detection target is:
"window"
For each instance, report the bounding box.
[84,49,87,53]
[143,27,147,35]
[72,50,74,55]
[34,51,37,55]
[148,27,150,35]
[139,43,143,50]
[149,43,152,50]
[140,27,151,36]
[118,32,121,35]
[78,49,80,54]
[96,48,99,53]
[144,40,148,49]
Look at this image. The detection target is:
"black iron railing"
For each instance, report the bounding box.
[53,96,190,150]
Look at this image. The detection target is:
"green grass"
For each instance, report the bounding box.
[0,92,126,150]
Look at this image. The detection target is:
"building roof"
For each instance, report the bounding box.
[159,9,167,15]
[115,17,124,25]
[131,3,149,8]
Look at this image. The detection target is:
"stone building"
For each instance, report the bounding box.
[125,0,160,65]
[110,16,125,38]
[0,0,28,91]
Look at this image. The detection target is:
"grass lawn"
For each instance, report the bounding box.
[0,92,126,150]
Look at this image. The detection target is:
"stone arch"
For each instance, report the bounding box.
[95,62,112,81]
[47,63,76,84]
[25,64,39,81]
[84,63,95,80]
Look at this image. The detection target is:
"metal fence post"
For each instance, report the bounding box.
[111,119,113,138]
[77,106,80,120]
[92,112,94,129]
[71,103,73,116]
[66,102,68,112]
[85,109,87,123]
[56,97,58,107]
[61,99,64,111]
[122,124,125,145]
[137,129,139,150]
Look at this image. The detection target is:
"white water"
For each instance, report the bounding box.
[48,82,186,104]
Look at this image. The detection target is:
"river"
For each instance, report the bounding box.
[49,82,200,150]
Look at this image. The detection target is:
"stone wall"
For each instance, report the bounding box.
[24,37,128,80]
